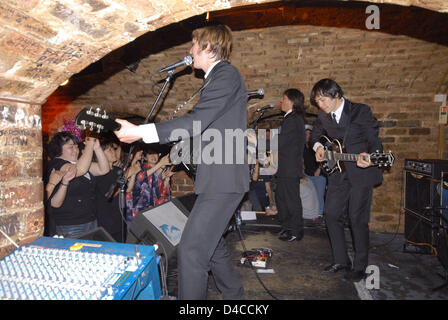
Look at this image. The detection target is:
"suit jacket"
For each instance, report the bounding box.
[155,61,249,194]
[310,99,383,187]
[276,112,305,179]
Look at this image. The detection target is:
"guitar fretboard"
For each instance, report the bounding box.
[326,151,361,162]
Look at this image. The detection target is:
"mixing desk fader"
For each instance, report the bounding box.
[0,237,162,300]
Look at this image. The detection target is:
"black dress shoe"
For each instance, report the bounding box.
[321,263,351,274]
[344,270,366,282]
[279,231,303,242]
[275,228,288,237]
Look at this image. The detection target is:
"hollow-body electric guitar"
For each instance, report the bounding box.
[319,135,394,175]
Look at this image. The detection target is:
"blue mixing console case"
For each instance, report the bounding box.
[0,237,162,300]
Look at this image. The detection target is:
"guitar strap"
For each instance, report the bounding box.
[170,78,212,120]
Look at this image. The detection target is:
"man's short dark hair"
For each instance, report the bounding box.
[310,78,344,107]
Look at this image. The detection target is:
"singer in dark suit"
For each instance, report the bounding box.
[309,78,383,282]
[114,25,248,300]
[274,88,306,241]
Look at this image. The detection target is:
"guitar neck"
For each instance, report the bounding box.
[326,151,360,162]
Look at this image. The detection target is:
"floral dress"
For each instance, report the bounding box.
[125,162,171,224]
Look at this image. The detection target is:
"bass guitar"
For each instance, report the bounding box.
[75,107,197,178]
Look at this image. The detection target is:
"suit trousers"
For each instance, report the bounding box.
[274,177,304,237]
[324,174,373,271]
[177,192,245,300]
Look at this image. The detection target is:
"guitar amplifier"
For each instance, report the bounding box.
[404,159,448,251]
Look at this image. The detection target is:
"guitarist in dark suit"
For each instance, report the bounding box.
[309,78,383,282]
[114,25,248,300]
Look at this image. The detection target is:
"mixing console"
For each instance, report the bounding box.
[0,237,161,300]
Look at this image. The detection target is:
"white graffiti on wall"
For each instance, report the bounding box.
[0,106,41,129]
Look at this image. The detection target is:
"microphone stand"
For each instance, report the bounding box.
[250,109,266,130]
[107,70,176,236]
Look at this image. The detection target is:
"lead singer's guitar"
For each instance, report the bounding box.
[319,135,394,175]
[74,107,198,177]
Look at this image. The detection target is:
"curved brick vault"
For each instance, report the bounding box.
[0,0,447,103]
[0,0,447,257]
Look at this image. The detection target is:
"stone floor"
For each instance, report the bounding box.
[164,214,448,300]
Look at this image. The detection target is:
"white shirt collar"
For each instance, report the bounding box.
[204,60,221,79]
[284,109,293,117]
[331,97,345,122]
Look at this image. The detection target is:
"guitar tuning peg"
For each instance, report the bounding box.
[95,107,101,117]
[87,107,93,115]
[102,110,108,119]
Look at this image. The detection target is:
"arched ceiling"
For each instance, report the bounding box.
[0,0,447,105]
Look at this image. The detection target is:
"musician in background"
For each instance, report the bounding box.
[309,78,383,282]
[274,88,306,242]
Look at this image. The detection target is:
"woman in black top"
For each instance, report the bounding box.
[45,132,109,238]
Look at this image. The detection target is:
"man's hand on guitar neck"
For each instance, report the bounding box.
[357,152,371,168]
[114,119,160,144]
[114,119,142,143]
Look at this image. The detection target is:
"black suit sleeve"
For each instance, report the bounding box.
[309,111,327,148]
[358,106,383,154]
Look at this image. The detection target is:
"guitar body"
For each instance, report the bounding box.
[319,135,395,175]
[320,136,346,175]
[169,138,198,180]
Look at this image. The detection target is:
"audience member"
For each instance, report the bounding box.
[125,148,173,225]
[300,176,320,220]
[45,132,109,238]
[303,124,327,216]
[94,136,130,242]
[261,149,278,215]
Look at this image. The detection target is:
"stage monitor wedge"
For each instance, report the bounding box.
[126,193,197,259]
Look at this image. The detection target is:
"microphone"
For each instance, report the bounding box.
[256,103,275,112]
[247,88,264,96]
[156,56,193,74]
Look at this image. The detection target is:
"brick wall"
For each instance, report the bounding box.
[42,25,448,233]
[0,99,44,257]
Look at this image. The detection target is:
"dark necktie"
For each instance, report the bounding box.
[331,112,338,125]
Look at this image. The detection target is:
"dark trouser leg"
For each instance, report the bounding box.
[325,177,373,270]
[325,179,351,265]
[275,178,303,236]
[274,181,286,227]
[348,186,373,271]
[210,236,245,300]
[177,193,245,300]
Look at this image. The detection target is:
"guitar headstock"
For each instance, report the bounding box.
[75,107,121,134]
[370,150,395,168]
